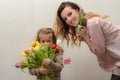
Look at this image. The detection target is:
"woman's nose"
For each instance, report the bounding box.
[67,17,71,22]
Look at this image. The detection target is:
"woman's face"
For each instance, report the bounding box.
[61,6,79,27]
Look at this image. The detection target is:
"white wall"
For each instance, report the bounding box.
[0,0,120,80]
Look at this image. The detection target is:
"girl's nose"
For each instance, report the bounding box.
[43,42,47,46]
[44,42,49,46]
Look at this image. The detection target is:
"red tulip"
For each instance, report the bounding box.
[51,44,56,49]
[24,49,30,54]
[55,46,60,53]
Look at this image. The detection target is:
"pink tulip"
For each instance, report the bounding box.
[64,58,71,64]
[15,63,21,68]
[79,8,83,13]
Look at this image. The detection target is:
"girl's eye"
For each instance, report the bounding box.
[47,41,51,43]
[48,41,50,42]
[42,41,45,43]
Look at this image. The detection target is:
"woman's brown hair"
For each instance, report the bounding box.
[53,1,107,46]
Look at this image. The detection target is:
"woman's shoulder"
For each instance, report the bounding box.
[88,17,103,23]
[87,17,106,26]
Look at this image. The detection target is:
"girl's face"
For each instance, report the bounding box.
[61,6,79,27]
[39,34,53,47]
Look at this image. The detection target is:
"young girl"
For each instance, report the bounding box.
[53,1,120,80]
[29,28,64,80]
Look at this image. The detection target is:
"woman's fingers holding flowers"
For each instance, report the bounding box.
[76,27,88,39]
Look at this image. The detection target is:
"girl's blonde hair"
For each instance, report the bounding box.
[36,28,64,53]
[36,28,57,44]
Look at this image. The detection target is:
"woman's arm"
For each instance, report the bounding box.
[76,27,95,52]
[83,35,94,51]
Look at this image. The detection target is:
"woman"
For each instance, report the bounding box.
[53,1,120,80]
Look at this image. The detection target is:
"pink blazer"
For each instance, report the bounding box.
[87,17,120,71]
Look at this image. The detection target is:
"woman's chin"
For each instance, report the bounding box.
[74,23,79,27]
[70,23,77,27]
[72,24,77,27]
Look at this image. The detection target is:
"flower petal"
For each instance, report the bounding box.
[64,58,71,64]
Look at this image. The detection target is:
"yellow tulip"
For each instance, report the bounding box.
[31,41,36,47]
[36,41,42,47]
[33,45,40,51]
[21,52,26,57]
[23,59,28,63]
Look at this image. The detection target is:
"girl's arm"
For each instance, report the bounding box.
[29,68,42,76]
[49,53,63,72]
[43,50,63,72]
[43,46,64,72]
[29,67,50,76]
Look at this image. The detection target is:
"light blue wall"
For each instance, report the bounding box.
[0,0,119,80]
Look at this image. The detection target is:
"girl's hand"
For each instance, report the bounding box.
[42,58,51,66]
[39,67,50,75]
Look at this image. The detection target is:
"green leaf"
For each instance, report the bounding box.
[76,25,82,32]
[76,13,83,32]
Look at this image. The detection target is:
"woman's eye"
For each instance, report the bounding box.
[63,17,67,21]
[68,12,72,17]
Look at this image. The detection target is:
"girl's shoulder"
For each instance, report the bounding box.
[56,45,64,55]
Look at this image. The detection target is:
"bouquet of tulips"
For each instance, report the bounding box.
[15,41,60,80]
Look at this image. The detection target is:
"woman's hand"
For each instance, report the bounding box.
[76,27,94,50]
[76,27,89,41]
[42,58,52,66]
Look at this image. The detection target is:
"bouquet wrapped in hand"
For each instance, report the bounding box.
[15,41,60,80]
